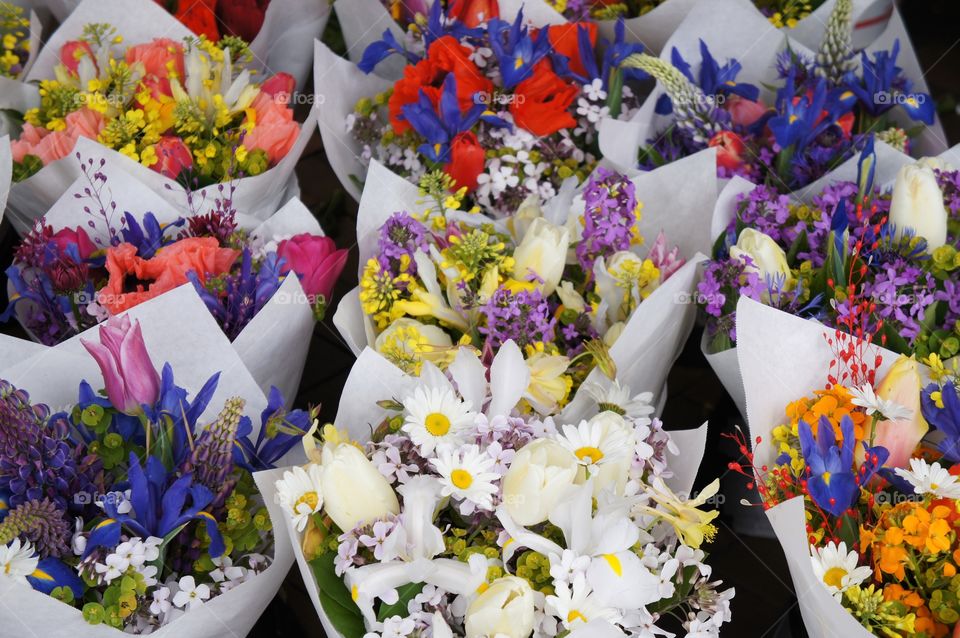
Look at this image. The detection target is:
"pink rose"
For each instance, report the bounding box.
[51,226,97,261]
[260,72,296,103]
[242,92,300,165]
[125,38,185,80]
[276,234,348,302]
[726,95,768,128]
[60,40,97,76]
[150,137,193,179]
[64,108,105,140]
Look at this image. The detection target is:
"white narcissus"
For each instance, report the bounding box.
[319,431,400,532]
[465,576,536,638]
[729,228,792,286]
[512,217,571,295]
[501,438,579,526]
[889,160,948,250]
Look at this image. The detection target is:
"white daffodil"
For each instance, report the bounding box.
[275,464,324,532]
[0,539,38,585]
[402,385,476,455]
[432,444,500,512]
[895,458,960,499]
[810,541,872,600]
[849,383,913,420]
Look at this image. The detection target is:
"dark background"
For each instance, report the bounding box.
[1,1,958,635]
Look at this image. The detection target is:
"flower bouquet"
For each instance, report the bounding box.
[2,157,347,405]
[0,292,313,636]
[5,0,316,232]
[334,148,717,416]
[274,341,731,638]
[735,295,960,637]
[699,140,960,415]
[598,0,948,191]
[316,0,651,212]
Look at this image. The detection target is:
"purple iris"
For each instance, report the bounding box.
[921,382,960,462]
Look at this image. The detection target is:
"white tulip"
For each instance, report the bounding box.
[556,281,586,314]
[729,229,791,285]
[513,218,570,295]
[465,576,536,638]
[321,441,399,532]
[502,439,579,526]
[889,161,948,250]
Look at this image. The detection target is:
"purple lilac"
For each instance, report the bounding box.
[577,167,639,272]
[480,287,555,349]
[862,258,935,342]
[936,169,960,218]
[732,186,797,245]
[378,212,429,276]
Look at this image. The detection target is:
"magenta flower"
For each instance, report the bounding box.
[80,316,160,415]
[276,234,349,302]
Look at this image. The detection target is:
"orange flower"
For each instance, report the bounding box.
[543,22,597,78]
[98,238,239,314]
[883,583,923,608]
[242,92,300,164]
[786,386,868,442]
[877,544,907,580]
[125,38,185,81]
[902,506,952,554]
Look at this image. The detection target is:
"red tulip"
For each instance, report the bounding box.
[276,234,349,302]
[260,72,296,102]
[217,0,270,43]
[708,131,746,171]
[155,0,219,41]
[447,0,499,27]
[60,40,96,76]
[150,137,193,179]
[545,22,597,78]
[444,131,485,192]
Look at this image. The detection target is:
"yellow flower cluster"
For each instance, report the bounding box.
[0,5,29,79]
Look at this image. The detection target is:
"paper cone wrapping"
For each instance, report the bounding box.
[6,0,315,234]
[0,287,295,638]
[0,8,42,138]
[0,137,10,226]
[332,0,409,81]
[736,296,899,637]
[598,0,948,178]
[280,346,711,637]
[333,149,719,410]
[702,143,960,418]
[7,161,321,405]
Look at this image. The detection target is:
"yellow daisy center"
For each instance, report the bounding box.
[574,446,604,464]
[451,469,474,489]
[295,491,319,512]
[425,412,452,436]
[823,566,847,589]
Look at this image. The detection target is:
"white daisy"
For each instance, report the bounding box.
[849,383,913,420]
[895,458,960,499]
[582,381,655,420]
[432,445,500,511]
[275,464,325,532]
[0,539,38,585]
[557,420,630,471]
[402,386,476,456]
[810,541,872,600]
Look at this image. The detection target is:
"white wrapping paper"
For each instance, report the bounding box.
[333,0,409,81]
[597,0,948,176]
[703,143,960,419]
[6,161,321,405]
[0,289,295,638]
[6,0,315,233]
[736,296,898,637]
[282,346,712,638]
[333,148,719,410]
[0,137,10,226]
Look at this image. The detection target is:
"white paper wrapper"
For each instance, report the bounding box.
[702,143,960,418]
[0,9,42,138]
[334,149,719,410]
[7,161,321,405]
[280,345,711,638]
[736,296,900,637]
[597,0,948,177]
[0,289,296,638]
[6,0,315,233]
[0,137,10,226]
[333,0,410,81]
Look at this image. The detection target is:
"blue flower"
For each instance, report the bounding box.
[119,212,183,258]
[27,556,84,598]
[846,40,934,124]
[358,29,420,74]
[234,387,312,472]
[487,11,551,88]
[769,75,850,153]
[798,415,860,517]
[655,40,759,116]
[143,364,220,466]
[921,382,960,461]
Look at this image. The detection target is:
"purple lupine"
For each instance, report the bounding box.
[577,167,639,272]
[0,498,71,558]
[480,287,555,349]
[378,212,430,276]
[184,397,245,511]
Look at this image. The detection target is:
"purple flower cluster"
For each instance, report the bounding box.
[480,287,555,349]
[863,258,936,342]
[937,169,960,218]
[698,258,764,342]
[732,186,796,245]
[378,212,430,276]
[577,167,639,272]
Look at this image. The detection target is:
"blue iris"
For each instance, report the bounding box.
[27,557,84,599]
[119,211,183,258]
[143,364,221,466]
[655,40,759,116]
[846,40,934,124]
[768,74,850,153]
[921,382,960,462]
[487,11,551,88]
[234,386,313,472]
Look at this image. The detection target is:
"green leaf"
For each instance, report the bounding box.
[710,228,728,260]
[837,512,860,548]
[785,229,809,267]
[310,552,366,638]
[881,322,911,355]
[377,582,423,622]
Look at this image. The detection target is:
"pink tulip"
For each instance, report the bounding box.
[260,72,296,103]
[242,93,300,165]
[726,95,767,128]
[870,356,929,469]
[150,137,193,179]
[50,226,97,261]
[276,234,348,302]
[81,316,161,415]
[60,40,97,76]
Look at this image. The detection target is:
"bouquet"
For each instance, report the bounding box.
[317,0,650,213]
[0,310,313,634]
[2,158,346,403]
[699,141,960,414]
[274,344,731,637]
[6,0,316,234]
[736,296,960,637]
[334,150,718,416]
[0,3,32,79]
